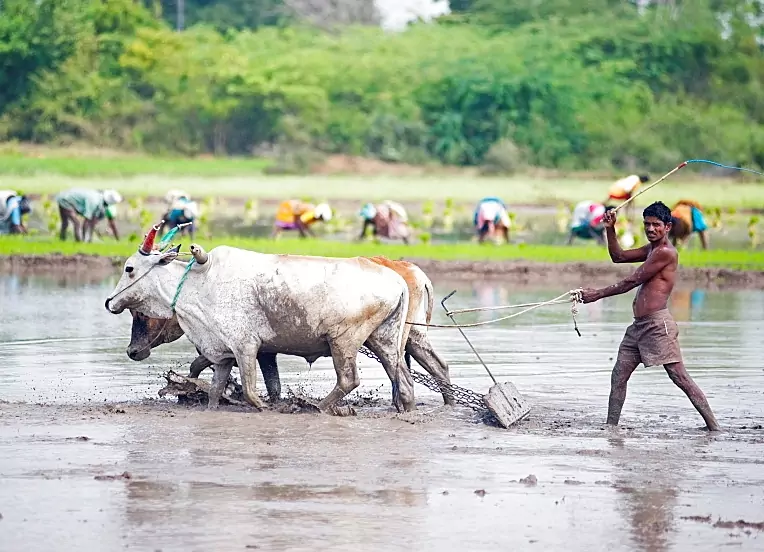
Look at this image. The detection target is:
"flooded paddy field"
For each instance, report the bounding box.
[1,270,763,551]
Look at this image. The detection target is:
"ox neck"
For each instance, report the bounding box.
[149,260,191,317]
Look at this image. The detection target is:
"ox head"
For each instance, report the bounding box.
[105,221,181,319]
[127,310,185,361]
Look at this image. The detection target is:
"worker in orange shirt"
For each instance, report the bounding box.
[271,199,332,239]
[605,174,649,221]
[669,199,709,250]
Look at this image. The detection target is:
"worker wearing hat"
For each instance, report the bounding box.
[0,190,31,235]
[56,188,123,242]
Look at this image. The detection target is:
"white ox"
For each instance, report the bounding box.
[126,255,455,406]
[104,224,416,413]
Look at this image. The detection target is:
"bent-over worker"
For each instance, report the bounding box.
[669,199,708,250]
[56,188,122,242]
[606,173,649,221]
[160,189,199,240]
[0,190,31,235]
[473,197,510,244]
[579,202,720,432]
[359,200,411,244]
[568,200,615,245]
[272,199,332,239]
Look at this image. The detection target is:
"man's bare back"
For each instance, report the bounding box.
[578,201,720,432]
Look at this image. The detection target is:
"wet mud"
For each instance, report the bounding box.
[2,398,763,551]
[2,275,763,551]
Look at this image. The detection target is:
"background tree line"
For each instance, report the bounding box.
[0,0,762,172]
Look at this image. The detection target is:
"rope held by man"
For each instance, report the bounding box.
[406,289,583,331]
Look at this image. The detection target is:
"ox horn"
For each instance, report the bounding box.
[190,243,208,264]
[139,221,164,256]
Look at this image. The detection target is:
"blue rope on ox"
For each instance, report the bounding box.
[171,258,196,311]
[685,159,764,178]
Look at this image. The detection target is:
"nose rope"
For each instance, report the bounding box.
[123,259,197,357]
[106,264,159,305]
[107,253,193,311]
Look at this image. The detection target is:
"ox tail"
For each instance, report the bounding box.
[424,278,434,327]
[395,286,409,358]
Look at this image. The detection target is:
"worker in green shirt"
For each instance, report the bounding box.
[56,188,123,242]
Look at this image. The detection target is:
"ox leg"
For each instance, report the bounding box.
[234,344,265,410]
[365,339,416,413]
[189,355,213,378]
[257,352,281,402]
[208,359,234,410]
[319,342,361,414]
[406,335,455,407]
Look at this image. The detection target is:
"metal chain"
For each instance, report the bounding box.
[357,346,488,412]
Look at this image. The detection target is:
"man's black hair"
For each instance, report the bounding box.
[604,205,616,212]
[643,201,672,224]
[639,175,650,182]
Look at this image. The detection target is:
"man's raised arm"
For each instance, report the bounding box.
[604,210,650,263]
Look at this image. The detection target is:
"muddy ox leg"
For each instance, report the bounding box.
[233,343,265,410]
[189,355,213,378]
[257,352,281,402]
[319,341,361,414]
[208,359,234,410]
[366,340,416,413]
[405,335,455,407]
[189,352,280,402]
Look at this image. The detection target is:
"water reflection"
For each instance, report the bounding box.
[669,289,706,322]
[1,272,763,552]
[608,436,683,552]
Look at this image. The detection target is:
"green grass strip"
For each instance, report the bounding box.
[2,236,762,271]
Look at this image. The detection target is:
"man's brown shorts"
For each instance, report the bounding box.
[617,308,683,367]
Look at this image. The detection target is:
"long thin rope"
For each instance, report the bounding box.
[614,158,764,213]
[446,298,571,316]
[407,290,582,329]
[685,159,764,178]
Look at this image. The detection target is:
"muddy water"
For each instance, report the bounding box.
[1,273,763,551]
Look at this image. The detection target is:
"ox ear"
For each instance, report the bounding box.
[157,244,181,266]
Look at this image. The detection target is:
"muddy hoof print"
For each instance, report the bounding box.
[276,396,322,415]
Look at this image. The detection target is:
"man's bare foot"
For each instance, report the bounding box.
[701,425,723,433]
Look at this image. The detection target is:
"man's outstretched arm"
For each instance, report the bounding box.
[581,248,674,303]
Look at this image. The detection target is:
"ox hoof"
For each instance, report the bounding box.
[244,397,265,411]
[325,404,357,417]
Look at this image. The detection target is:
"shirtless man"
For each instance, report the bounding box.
[580,201,721,431]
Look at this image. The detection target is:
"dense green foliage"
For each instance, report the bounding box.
[0,0,763,172]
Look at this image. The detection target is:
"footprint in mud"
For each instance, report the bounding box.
[94,471,132,481]
[519,474,538,486]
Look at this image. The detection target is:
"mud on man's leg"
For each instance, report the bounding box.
[607,358,640,425]
[663,361,721,431]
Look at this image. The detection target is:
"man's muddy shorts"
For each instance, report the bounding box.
[617,308,683,366]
